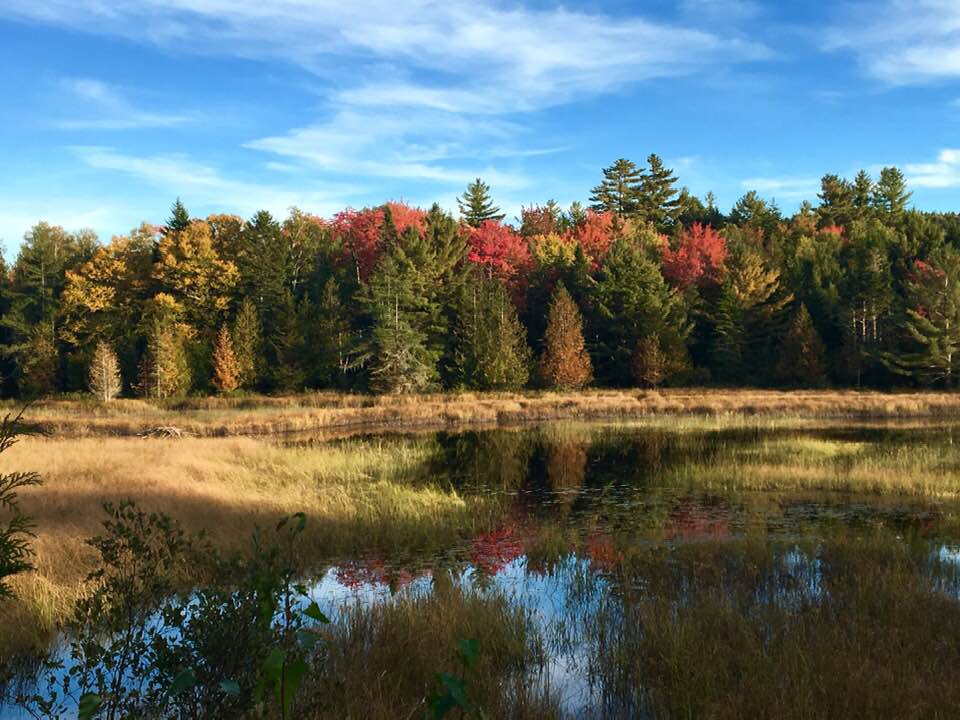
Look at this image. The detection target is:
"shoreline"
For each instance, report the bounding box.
[13,388,960,438]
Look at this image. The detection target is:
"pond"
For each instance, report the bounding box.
[6,419,960,718]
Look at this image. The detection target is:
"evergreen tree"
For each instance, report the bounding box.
[595,238,690,385]
[19,323,58,398]
[211,326,240,393]
[590,158,643,217]
[638,154,680,229]
[852,170,874,219]
[231,298,262,390]
[88,340,122,401]
[455,274,531,390]
[303,278,354,388]
[776,304,827,386]
[458,178,504,227]
[164,198,191,235]
[872,166,912,219]
[709,281,746,383]
[887,248,960,386]
[266,290,305,392]
[817,174,855,227]
[540,283,592,389]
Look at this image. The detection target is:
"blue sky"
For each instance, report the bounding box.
[0,0,958,248]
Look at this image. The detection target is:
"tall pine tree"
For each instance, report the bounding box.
[458,178,504,227]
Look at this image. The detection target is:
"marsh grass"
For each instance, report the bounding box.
[0,434,507,658]
[310,583,560,719]
[592,533,960,719]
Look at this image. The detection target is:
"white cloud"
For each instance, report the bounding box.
[56,77,195,130]
[4,1,769,114]
[740,176,819,199]
[245,107,531,188]
[905,148,960,188]
[824,1,960,84]
[3,1,770,216]
[70,145,361,217]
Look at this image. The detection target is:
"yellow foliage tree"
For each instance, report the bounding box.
[153,220,239,332]
[211,325,240,393]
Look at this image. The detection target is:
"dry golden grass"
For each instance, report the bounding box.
[17,388,960,438]
[0,434,503,656]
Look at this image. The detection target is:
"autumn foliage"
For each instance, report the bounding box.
[661,222,727,289]
[540,284,593,389]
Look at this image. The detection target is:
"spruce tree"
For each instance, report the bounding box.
[164,198,191,235]
[709,281,747,383]
[456,274,531,390]
[88,340,122,401]
[211,325,240,393]
[590,158,643,217]
[638,154,680,229]
[458,178,504,227]
[817,174,855,227]
[776,304,827,386]
[852,170,874,219]
[540,283,592,389]
[232,298,263,390]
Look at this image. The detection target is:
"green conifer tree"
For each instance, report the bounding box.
[456,274,531,390]
[638,154,680,229]
[457,178,504,227]
[590,158,643,217]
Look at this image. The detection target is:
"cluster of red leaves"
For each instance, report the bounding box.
[465,220,534,295]
[330,202,427,281]
[570,210,616,270]
[661,223,728,289]
[469,520,526,576]
[820,224,844,237]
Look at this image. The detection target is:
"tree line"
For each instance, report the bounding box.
[4,154,960,399]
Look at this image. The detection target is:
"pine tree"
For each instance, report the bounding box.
[231,298,262,390]
[638,154,680,229]
[165,198,191,235]
[456,274,531,390]
[458,178,504,227]
[709,281,746,383]
[211,326,240,393]
[817,174,855,227]
[872,167,912,219]
[590,159,643,217]
[540,283,592,389]
[776,304,827,386]
[852,170,874,219]
[887,248,960,386]
[88,340,122,401]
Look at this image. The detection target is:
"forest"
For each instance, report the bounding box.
[5,154,960,399]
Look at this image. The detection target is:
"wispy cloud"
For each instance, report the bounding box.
[56,77,194,130]
[70,146,361,217]
[824,1,960,84]
[741,175,819,199]
[905,148,960,188]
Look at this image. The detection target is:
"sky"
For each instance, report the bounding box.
[0,0,958,249]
